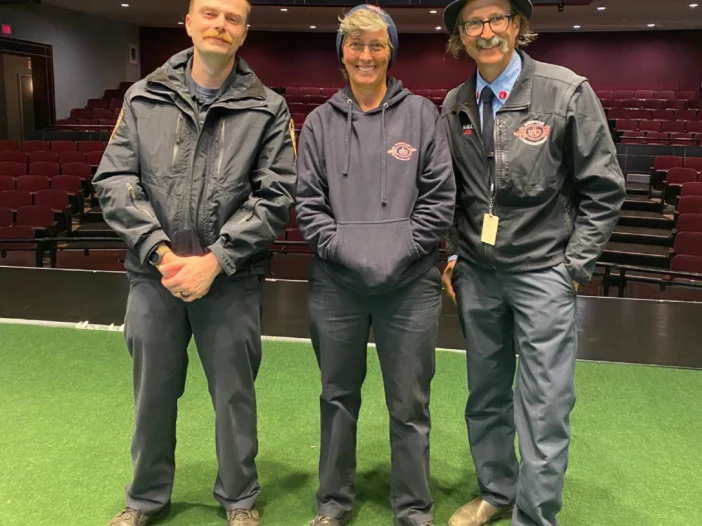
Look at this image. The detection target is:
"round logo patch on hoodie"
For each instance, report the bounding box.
[387,142,417,161]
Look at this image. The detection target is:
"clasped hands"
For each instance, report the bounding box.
[157,250,223,303]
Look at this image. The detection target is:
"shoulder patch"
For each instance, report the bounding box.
[289,118,297,159]
[110,107,124,143]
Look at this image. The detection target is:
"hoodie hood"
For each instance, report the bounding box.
[328,77,411,206]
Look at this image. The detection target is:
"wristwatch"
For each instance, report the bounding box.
[148,243,171,266]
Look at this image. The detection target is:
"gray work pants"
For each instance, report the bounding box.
[308,260,442,526]
[122,272,263,514]
[452,259,578,526]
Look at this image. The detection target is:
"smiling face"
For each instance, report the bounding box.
[342,29,391,92]
[186,0,249,61]
[458,0,520,70]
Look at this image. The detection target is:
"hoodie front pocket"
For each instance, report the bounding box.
[335,218,418,288]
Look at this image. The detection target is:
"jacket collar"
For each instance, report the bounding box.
[144,47,266,106]
[453,49,534,115]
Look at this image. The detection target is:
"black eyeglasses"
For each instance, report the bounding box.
[459,14,515,37]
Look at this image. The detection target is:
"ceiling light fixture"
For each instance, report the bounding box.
[280,8,288,11]
[178,21,183,25]
[573,25,581,29]
[310,25,316,29]
[690,3,699,7]
[597,6,606,10]
[121,3,129,7]
[435,26,442,30]
[430,10,438,14]
[647,23,656,27]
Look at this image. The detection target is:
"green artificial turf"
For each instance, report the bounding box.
[0,324,700,526]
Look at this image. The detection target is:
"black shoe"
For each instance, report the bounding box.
[107,502,171,526]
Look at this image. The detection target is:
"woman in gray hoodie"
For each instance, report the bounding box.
[295,5,456,526]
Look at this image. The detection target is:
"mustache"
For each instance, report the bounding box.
[474,35,509,53]
[202,29,233,43]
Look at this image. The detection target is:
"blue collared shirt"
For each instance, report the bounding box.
[448,52,523,263]
[476,50,522,129]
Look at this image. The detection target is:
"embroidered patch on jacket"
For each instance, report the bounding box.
[387,142,417,161]
[514,120,550,146]
[462,124,474,136]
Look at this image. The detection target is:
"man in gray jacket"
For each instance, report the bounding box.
[94,1,296,525]
[440,1,625,526]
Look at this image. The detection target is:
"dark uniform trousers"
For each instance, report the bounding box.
[123,272,263,514]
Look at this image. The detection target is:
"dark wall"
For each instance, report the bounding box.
[140,28,702,90]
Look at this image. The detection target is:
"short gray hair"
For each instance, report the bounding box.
[338,8,394,79]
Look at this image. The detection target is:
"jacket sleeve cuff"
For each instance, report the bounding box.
[138,230,170,265]
[564,259,590,287]
[208,239,237,276]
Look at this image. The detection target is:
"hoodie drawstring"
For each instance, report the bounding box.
[381,102,388,206]
[343,99,353,177]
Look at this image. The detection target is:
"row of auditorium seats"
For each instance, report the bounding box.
[621,131,702,146]
[603,99,699,110]
[596,90,698,101]
[610,109,701,121]
[0,162,93,181]
[671,190,702,273]
[0,151,104,166]
[0,140,105,154]
[651,156,702,197]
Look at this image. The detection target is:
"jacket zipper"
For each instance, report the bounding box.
[171,114,183,170]
[562,196,574,231]
[127,183,155,219]
[216,119,225,175]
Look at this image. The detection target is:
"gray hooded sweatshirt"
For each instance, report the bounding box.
[295,78,455,293]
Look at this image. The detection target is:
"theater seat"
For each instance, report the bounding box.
[87,98,108,109]
[683,158,702,172]
[642,99,666,110]
[28,151,58,164]
[22,140,49,153]
[91,109,113,120]
[654,156,683,171]
[676,213,702,233]
[0,205,11,226]
[634,90,654,99]
[670,254,702,274]
[86,151,103,167]
[0,177,14,192]
[677,196,702,215]
[616,119,638,131]
[78,141,105,153]
[621,131,645,144]
[16,205,56,235]
[640,120,662,132]
[676,91,697,101]
[655,90,676,100]
[29,162,60,178]
[0,190,32,211]
[50,140,77,153]
[681,183,702,197]
[672,232,702,257]
[17,176,51,195]
[0,162,27,177]
[663,167,698,204]
[676,110,697,121]
[70,108,91,120]
[664,99,687,110]
[670,133,696,146]
[0,140,20,151]
[0,226,38,255]
[0,151,27,163]
[61,162,92,181]
[661,120,685,133]
[59,151,86,165]
[646,131,668,145]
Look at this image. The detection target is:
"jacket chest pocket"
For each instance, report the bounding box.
[498,117,564,203]
[140,108,190,186]
[214,115,267,192]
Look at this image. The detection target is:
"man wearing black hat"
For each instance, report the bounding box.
[439,1,625,526]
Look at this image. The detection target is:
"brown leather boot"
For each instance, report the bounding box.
[449,497,512,526]
[226,509,260,526]
[106,502,170,526]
